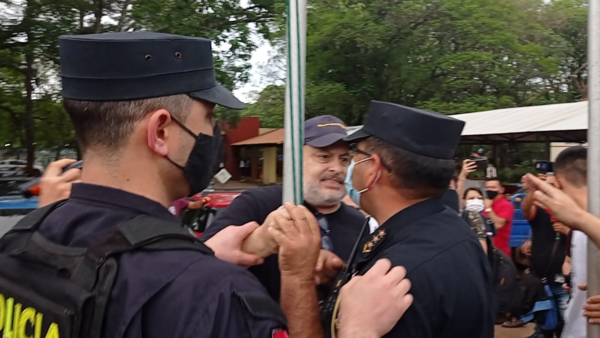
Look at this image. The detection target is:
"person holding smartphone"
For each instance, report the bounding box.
[484,177,515,257]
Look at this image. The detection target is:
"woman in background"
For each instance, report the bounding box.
[462,187,489,253]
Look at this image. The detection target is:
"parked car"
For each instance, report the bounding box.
[182,192,241,236]
[0,195,38,237]
[0,159,44,176]
[0,191,241,239]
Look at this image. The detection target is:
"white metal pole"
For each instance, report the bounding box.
[282,0,306,204]
[588,0,600,336]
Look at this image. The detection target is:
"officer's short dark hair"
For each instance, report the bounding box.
[64,94,193,154]
[486,177,503,186]
[363,136,455,199]
[555,146,587,188]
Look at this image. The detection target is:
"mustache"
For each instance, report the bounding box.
[320,173,345,183]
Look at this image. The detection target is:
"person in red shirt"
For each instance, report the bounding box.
[484,177,514,256]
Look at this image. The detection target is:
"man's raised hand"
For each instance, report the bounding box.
[268,203,321,281]
[39,159,82,207]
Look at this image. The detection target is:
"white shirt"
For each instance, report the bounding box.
[368,217,379,234]
[563,230,588,338]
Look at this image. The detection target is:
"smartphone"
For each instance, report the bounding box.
[469,155,488,171]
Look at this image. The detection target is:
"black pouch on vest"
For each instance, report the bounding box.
[0,201,213,338]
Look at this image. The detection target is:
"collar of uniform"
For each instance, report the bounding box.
[354,197,445,264]
[70,183,177,221]
[379,197,446,235]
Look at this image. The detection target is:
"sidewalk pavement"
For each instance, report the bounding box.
[495,323,534,338]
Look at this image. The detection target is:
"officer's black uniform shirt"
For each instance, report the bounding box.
[201,184,367,302]
[528,206,567,282]
[441,189,460,213]
[354,197,495,338]
[37,183,287,338]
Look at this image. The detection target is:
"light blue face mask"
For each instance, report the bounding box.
[345,160,362,206]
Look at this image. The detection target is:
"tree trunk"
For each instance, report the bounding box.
[116,0,133,31]
[23,3,36,176]
[55,145,63,161]
[24,47,36,176]
[79,9,85,31]
[94,0,104,33]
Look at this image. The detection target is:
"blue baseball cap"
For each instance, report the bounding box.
[304,115,347,148]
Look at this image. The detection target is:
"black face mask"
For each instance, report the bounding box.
[485,190,499,200]
[167,118,222,195]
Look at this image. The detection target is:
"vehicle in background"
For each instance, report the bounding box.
[1,189,530,245]
[0,191,241,239]
[0,159,44,177]
[182,192,241,237]
[0,196,38,237]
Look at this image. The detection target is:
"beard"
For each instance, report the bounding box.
[303,172,347,207]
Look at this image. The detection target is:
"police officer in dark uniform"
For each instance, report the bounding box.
[34,31,295,338]
[26,32,412,338]
[342,101,495,338]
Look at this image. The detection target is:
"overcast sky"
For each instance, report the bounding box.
[232,39,275,103]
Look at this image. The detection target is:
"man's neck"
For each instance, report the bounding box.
[304,197,342,214]
[314,203,341,214]
[80,156,174,208]
[571,186,588,210]
[366,189,426,225]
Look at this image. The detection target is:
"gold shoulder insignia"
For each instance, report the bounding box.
[362,228,387,254]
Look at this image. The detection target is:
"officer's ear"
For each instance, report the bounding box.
[367,154,385,185]
[146,109,173,156]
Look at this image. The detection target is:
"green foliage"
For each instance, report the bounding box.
[0,0,284,169]
[242,85,285,128]
[131,0,284,87]
[0,0,591,171]
[246,0,588,125]
[498,166,534,185]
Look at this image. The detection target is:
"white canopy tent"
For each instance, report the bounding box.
[346,101,589,144]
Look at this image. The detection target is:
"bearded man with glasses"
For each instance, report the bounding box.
[201,115,369,302]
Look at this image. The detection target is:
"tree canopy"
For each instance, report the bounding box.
[246,0,588,127]
[0,0,283,171]
[0,0,590,170]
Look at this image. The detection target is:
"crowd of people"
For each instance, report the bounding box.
[445,147,600,338]
[0,30,599,338]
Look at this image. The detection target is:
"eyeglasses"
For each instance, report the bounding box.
[316,214,333,251]
[348,143,393,172]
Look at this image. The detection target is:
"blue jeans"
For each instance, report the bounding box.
[549,283,569,319]
[535,283,569,337]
